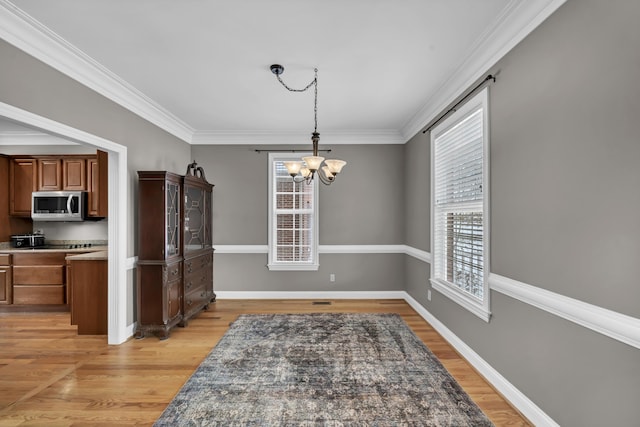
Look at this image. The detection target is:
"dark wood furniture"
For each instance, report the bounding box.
[87,150,108,217]
[136,164,214,339]
[12,252,66,305]
[9,157,37,216]
[0,254,11,305]
[68,254,108,335]
[136,171,183,339]
[38,158,62,190]
[8,151,108,219]
[0,155,32,242]
[0,248,105,310]
[180,165,215,326]
[62,157,87,191]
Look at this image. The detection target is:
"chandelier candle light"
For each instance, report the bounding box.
[270,64,347,185]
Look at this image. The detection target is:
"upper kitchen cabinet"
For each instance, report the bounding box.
[8,152,108,219]
[38,158,62,190]
[9,158,37,216]
[40,157,88,191]
[62,158,86,191]
[87,150,108,218]
[1,155,32,241]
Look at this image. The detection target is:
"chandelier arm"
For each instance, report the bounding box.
[316,166,334,186]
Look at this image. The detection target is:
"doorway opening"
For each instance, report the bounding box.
[1,101,130,344]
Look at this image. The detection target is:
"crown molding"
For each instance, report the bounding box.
[192,129,405,145]
[401,0,567,141]
[0,0,195,143]
[1,0,566,146]
[0,130,77,145]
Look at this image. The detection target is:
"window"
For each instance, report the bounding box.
[268,153,319,270]
[430,88,490,321]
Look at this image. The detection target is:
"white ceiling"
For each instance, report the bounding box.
[1,0,564,145]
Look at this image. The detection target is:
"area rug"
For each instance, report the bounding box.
[154,313,493,426]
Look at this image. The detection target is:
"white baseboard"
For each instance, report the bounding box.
[403,292,559,427]
[216,291,406,300]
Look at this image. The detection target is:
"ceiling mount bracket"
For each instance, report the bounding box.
[270,64,284,75]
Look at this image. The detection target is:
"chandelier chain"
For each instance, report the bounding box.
[269,63,345,185]
[275,68,318,132]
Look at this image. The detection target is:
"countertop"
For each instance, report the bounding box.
[0,245,108,254]
[65,250,108,261]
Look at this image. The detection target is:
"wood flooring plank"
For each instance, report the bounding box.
[0,300,531,426]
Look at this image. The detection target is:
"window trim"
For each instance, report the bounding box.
[267,152,319,271]
[430,88,491,321]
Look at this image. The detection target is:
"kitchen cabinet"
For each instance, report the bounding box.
[9,158,37,216]
[68,254,107,335]
[87,150,108,218]
[38,158,62,190]
[65,249,98,325]
[7,152,108,219]
[12,252,66,305]
[62,158,86,190]
[0,254,11,305]
[0,155,32,240]
[66,257,74,323]
[136,163,214,339]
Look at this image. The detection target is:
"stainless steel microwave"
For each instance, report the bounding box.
[31,191,87,221]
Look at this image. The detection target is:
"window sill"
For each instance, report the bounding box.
[267,263,319,271]
[430,278,491,322]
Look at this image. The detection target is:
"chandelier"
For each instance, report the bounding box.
[270,64,347,185]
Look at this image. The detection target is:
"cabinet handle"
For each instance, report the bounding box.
[172,269,179,276]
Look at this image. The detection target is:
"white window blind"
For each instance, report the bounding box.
[268,154,319,270]
[431,88,490,321]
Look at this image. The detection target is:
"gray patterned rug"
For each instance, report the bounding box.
[154,313,493,426]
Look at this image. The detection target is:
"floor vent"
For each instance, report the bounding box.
[312,301,332,305]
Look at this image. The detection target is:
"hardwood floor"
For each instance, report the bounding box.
[0,299,530,426]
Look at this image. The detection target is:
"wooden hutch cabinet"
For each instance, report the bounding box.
[180,166,215,326]
[136,163,214,339]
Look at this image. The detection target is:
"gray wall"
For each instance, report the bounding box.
[3,0,640,424]
[0,39,192,256]
[192,144,406,292]
[1,38,191,324]
[405,0,640,425]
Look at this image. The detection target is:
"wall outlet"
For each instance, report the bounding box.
[427,290,432,301]
[329,273,336,282]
